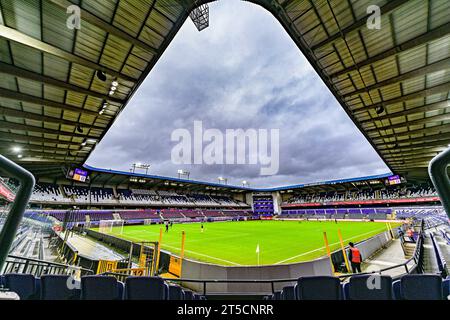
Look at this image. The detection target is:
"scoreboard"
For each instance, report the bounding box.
[67,168,89,182]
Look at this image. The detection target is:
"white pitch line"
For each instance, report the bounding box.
[162,244,242,266]
[274,229,385,265]
[121,230,242,265]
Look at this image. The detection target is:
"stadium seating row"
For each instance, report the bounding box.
[2,273,448,300]
[30,183,247,207]
[266,274,450,300]
[26,208,253,224]
[286,186,437,205]
[0,274,204,300]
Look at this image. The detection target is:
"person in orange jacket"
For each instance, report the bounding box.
[348,242,362,273]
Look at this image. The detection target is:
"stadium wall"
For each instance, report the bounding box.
[179,229,394,293]
[180,255,332,294]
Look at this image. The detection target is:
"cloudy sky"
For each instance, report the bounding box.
[86,0,390,188]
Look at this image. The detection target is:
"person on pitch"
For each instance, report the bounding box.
[348,242,362,273]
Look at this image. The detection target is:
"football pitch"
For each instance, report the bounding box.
[99,220,399,266]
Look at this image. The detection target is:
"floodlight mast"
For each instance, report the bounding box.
[189,3,209,31]
[131,163,151,174]
[177,169,190,179]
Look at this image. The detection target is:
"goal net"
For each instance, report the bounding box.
[98,219,124,235]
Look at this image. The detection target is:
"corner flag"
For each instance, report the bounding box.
[256,244,260,266]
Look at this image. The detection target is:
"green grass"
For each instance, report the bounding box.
[95,220,399,266]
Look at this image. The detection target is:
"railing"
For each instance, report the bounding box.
[101,229,426,296]
[1,254,94,277]
[429,147,450,219]
[0,155,35,270]
[430,233,448,278]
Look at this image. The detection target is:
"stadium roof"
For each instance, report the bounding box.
[80,164,393,193]
[0,0,449,183]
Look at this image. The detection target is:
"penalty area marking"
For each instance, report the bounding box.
[162,243,242,266]
[274,229,385,265]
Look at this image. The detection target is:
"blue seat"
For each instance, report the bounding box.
[183,290,194,300]
[280,286,296,300]
[345,275,393,300]
[400,274,443,300]
[272,291,281,300]
[81,276,123,300]
[392,280,402,300]
[443,278,449,299]
[168,285,185,300]
[193,293,203,300]
[124,276,167,300]
[40,275,80,300]
[296,276,342,300]
[3,274,38,300]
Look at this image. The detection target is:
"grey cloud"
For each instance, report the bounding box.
[87,1,389,188]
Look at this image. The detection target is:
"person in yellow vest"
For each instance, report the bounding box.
[348,242,362,273]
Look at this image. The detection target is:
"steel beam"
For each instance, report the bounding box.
[0,87,110,118]
[353,82,450,114]
[328,22,450,79]
[0,120,98,139]
[0,24,136,83]
[359,100,449,124]
[366,113,450,134]
[376,131,450,147]
[0,106,106,131]
[369,124,450,141]
[309,0,410,52]
[48,0,158,55]
[0,132,85,146]
[0,62,124,104]
[343,58,450,99]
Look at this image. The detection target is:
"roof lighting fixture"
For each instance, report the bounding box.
[375,105,385,115]
[76,125,84,133]
[12,146,22,153]
[96,70,107,82]
[112,80,119,87]
[17,154,23,159]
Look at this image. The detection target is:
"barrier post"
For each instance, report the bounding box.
[323,231,335,274]
[0,155,35,271]
[154,228,163,275]
[338,229,350,273]
[385,222,394,238]
[429,147,450,219]
[179,231,186,276]
[127,242,134,269]
[388,222,395,238]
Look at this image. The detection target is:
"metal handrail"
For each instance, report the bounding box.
[102,229,425,296]
[430,233,448,278]
[0,155,35,270]
[1,254,94,277]
[429,148,450,219]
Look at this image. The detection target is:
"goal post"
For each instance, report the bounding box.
[98,219,124,235]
